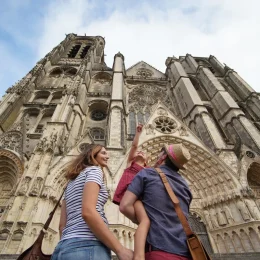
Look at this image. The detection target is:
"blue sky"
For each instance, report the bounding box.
[0,0,260,97]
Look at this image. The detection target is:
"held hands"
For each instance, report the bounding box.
[117,247,134,260]
[136,123,143,133]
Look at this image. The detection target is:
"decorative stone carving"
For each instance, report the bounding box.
[157,108,168,116]
[244,199,260,220]
[153,116,177,134]
[246,150,255,159]
[223,203,235,224]
[204,210,213,230]
[209,208,219,228]
[41,186,51,199]
[18,177,31,196]
[178,126,189,136]
[35,137,47,152]
[6,73,32,95]
[30,177,43,196]
[136,68,153,79]
[0,131,23,155]
[237,199,251,221]
[145,124,155,135]
[128,84,167,108]
[216,206,227,226]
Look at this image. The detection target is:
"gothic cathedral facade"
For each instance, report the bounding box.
[0,34,260,258]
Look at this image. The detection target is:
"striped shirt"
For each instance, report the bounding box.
[61,166,108,241]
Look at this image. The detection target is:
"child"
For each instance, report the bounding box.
[113,124,150,260]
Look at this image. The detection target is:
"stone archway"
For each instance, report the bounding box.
[140,135,240,209]
[0,149,23,208]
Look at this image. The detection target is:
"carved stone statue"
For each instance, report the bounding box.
[236,199,251,221]
[18,177,31,195]
[178,126,189,136]
[204,210,213,230]
[244,199,260,220]
[216,206,227,226]
[223,204,235,224]
[209,208,219,228]
[30,178,43,196]
[145,124,155,135]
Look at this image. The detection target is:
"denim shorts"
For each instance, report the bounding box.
[51,238,111,260]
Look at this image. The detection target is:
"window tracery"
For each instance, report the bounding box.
[90,128,105,140]
[68,44,81,58]
[128,84,167,108]
[153,116,177,134]
[91,110,106,121]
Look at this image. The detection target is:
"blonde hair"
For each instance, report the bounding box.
[65,144,104,180]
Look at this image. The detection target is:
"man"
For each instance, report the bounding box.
[120,143,192,260]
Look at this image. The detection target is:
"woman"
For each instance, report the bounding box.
[51,144,133,260]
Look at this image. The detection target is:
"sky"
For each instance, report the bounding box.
[0,0,259,97]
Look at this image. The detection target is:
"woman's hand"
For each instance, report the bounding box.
[117,247,134,260]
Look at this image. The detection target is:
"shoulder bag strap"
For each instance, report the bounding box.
[155,168,193,237]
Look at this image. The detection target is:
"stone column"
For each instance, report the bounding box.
[166,57,226,150]
[107,52,125,149]
[197,65,260,153]
[224,68,255,101]
[225,67,260,121]
[52,95,68,122]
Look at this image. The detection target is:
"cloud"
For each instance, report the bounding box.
[1,0,260,97]
[36,0,260,92]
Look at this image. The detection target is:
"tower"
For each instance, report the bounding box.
[0,34,260,259]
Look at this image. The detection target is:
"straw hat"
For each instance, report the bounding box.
[164,143,191,170]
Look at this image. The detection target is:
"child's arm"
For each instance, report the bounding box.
[127,124,143,165]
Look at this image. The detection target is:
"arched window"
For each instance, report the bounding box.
[51,91,62,104]
[49,67,63,77]
[33,91,50,103]
[68,44,81,58]
[64,67,77,76]
[35,109,54,134]
[129,111,136,138]
[137,112,144,125]
[80,45,91,58]
[90,128,105,140]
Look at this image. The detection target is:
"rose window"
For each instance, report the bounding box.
[153,116,177,133]
[128,85,166,107]
[91,110,106,121]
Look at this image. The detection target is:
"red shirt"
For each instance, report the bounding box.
[113,161,144,205]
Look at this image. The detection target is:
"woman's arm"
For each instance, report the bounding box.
[59,200,67,239]
[82,182,133,260]
[127,124,143,164]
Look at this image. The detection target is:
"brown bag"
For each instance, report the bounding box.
[155,168,212,260]
[17,189,65,260]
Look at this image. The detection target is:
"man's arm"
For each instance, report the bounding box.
[119,190,139,224]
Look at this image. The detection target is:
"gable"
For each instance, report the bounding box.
[126,61,166,79]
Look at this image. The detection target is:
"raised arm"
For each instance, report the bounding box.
[127,124,143,165]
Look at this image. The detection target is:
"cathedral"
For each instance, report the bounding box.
[0,34,260,259]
